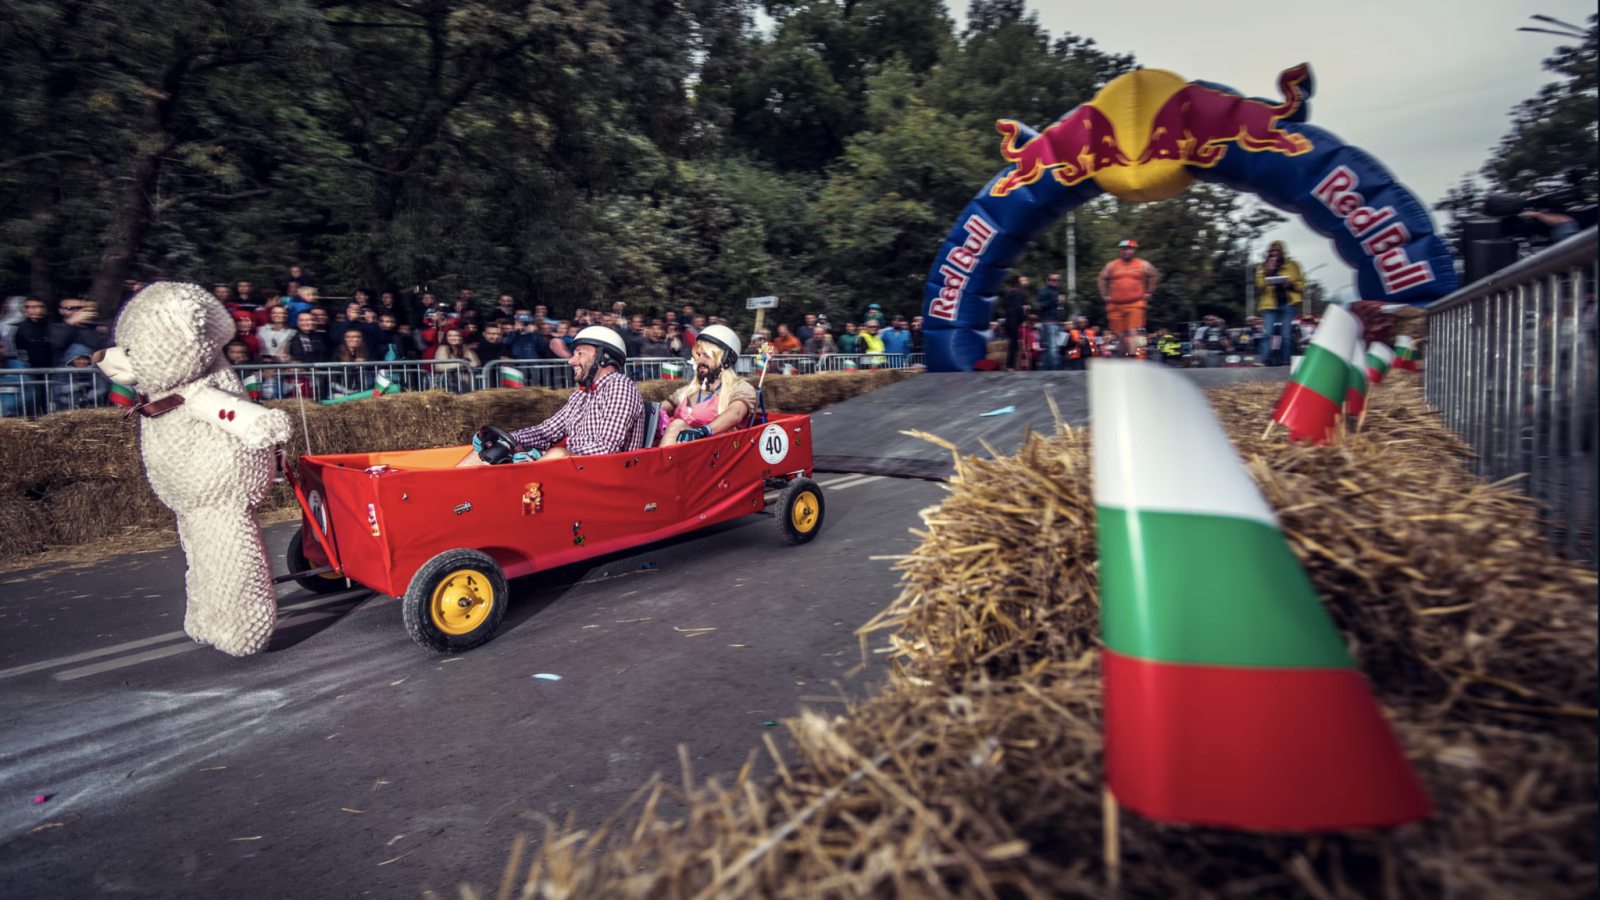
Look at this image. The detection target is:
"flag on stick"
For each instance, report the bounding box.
[109,382,138,408]
[1270,304,1360,444]
[1345,337,1368,419]
[1091,361,1432,830]
[1394,335,1420,372]
[242,372,262,400]
[1366,343,1395,384]
[499,366,527,389]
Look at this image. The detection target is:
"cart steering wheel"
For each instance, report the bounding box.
[475,425,524,466]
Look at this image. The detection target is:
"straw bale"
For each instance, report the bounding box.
[467,371,1596,900]
[1390,305,1428,341]
[0,370,912,569]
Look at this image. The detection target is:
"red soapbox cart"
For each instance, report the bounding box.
[281,414,825,652]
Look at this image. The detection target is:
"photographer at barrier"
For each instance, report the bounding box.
[1254,240,1303,367]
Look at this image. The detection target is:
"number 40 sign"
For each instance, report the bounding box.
[758,424,789,464]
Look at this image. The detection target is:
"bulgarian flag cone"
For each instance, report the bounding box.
[1270,303,1359,443]
[1394,335,1420,372]
[499,366,527,389]
[1366,342,1395,384]
[1345,336,1368,419]
[1091,360,1431,830]
[109,382,139,409]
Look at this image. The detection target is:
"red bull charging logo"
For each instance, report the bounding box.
[991,65,1314,202]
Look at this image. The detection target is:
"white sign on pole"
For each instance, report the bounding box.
[746,296,779,310]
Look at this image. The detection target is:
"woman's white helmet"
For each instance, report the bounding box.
[695,324,742,367]
[571,325,627,368]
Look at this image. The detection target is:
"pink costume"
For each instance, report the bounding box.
[672,386,722,428]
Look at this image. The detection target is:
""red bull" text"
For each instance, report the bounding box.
[931,215,997,321]
[1312,165,1436,294]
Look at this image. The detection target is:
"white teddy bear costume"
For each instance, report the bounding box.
[98,283,293,656]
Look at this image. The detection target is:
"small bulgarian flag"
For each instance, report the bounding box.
[243,372,262,400]
[1394,335,1420,372]
[841,358,860,372]
[1091,360,1432,830]
[1271,303,1360,444]
[109,382,139,409]
[374,372,401,395]
[1345,337,1368,418]
[1366,343,1395,384]
[661,360,688,380]
[499,366,527,389]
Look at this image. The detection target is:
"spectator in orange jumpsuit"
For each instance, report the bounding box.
[1097,239,1159,358]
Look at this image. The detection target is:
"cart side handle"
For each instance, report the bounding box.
[278,448,344,576]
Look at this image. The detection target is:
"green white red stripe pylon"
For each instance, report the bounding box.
[1366,343,1395,384]
[109,382,138,408]
[1090,360,1431,830]
[1271,303,1360,443]
[1394,335,1420,371]
[1345,336,1368,418]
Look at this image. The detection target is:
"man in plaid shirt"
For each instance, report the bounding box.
[459,327,644,466]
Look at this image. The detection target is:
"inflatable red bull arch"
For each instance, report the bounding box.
[921,64,1459,372]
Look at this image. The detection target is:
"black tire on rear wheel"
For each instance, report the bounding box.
[402,548,509,653]
[287,528,350,594]
[776,477,825,545]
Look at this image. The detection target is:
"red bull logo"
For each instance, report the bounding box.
[989,64,1315,203]
[1135,64,1313,167]
[992,106,1131,196]
[1311,166,1435,294]
[930,214,996,321]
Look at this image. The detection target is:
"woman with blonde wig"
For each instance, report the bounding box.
[659,323,757,443]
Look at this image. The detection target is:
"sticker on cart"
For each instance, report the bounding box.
[758,424,789,464]
[308,489,330,534]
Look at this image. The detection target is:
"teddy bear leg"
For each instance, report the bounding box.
[182,504,277,657]
[175,513,212,646]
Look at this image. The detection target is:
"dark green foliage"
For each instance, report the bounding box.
[4,0,1343,334]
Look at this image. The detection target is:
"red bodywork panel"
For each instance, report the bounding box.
[293,414,815,598]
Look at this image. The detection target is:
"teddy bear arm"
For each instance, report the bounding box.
[182,385,293,450]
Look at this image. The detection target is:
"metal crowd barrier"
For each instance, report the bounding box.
[235,360,476,400]
[0,367,114,417]
[0,351,923,419]
[1424,226,1597,566]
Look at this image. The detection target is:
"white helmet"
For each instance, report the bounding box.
[695,324,742,367]
[571,325,627,368]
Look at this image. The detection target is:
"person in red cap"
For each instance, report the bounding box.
[1098,239,1159,358]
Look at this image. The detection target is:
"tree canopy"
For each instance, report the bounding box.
[2,0,1302,331]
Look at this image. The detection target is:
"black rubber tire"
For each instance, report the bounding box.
[402,548,509,653]
[776,477,825,545]
[287,528,351,594]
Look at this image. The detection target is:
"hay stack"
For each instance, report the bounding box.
[0,370,915,568]
[467,374,1596,900]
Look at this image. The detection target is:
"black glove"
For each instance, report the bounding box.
[676,425,712,443]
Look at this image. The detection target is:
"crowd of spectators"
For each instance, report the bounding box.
[2,266,927,395]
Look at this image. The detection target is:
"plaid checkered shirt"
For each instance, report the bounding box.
[511,370,645,456]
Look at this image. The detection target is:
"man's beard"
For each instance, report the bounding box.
[696,363,714,386]
[575,356,599,387]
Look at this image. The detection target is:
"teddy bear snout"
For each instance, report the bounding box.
[96,345,139,386]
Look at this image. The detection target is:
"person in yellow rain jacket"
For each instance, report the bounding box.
[1254,240,1304,368]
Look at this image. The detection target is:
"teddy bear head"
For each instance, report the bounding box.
[100,283,237,394]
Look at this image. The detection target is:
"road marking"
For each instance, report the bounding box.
[0,631,189,681]
[2,589,372,681]
[817,473,875,487]
[827,475,884,491]
[54,641,205,681]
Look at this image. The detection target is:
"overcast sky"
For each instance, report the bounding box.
[1012,1,1595,301]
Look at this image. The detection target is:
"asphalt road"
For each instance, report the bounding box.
[0,473,945,898]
